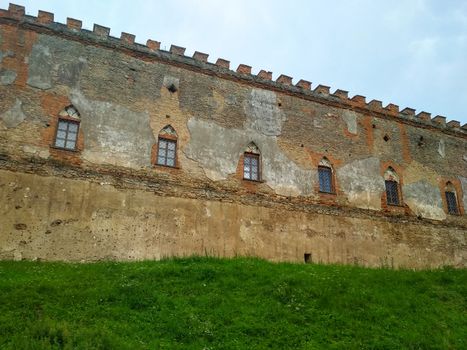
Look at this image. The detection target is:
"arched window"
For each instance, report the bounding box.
[156,125,177,167]
[445,182,459,215]
[318,158,335,193]
[384,167,401,206]
[243,142,260,181]
[54,105,80,151]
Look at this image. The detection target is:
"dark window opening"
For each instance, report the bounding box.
[318,166,334,193]
[385,180,400,206]
[54,119,79,150]
[383,134,390,142]
[243,153,260,181]
[304,253,312,264]
[445,191,459,215]
[157,138,176,167]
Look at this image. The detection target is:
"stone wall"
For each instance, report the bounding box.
[0,4,466,268]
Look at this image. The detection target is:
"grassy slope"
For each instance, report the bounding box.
[0,257,465,350]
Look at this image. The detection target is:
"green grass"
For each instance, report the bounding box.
[0,257,465,349]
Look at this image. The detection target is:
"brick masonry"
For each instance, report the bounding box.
[0,4,466,267]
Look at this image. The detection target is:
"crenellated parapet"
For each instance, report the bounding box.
[1,3,465,135]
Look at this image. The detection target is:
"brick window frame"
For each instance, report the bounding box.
[383,167,403,207]
[51,106,81,152]
[444,182,460,215]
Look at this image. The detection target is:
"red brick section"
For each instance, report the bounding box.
[350,95,366,107]
[447,120,460,128]
[276,75,293,85]
[296,79,311,90]
[416,112,431,121]
[146,39,161,51]
[39,93,84,166]
[0,24,37,87]
[67,18,82,31]
[120,32,135,45]
[368,100,383,111]
[37,10,54,24]
[93,24,110,38]
[314,85,330,95]
[170,45,186,56]
[438,178,465,216]
[193,51,209,62]
[257,70,272,80]
[8,3,24,19]
[401,107,416,116]
[385,103,399,116]
[432,115,446,126]
[333,89,348,100]
[215,58,230,69]
[379,161,408,215]
[236,64,252,74]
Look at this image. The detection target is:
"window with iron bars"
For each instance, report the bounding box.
[157,138,176,167]
[243,153,260,181]
[54,119,79,150]
[445,191,459,215]
[318,166,334,193]
[385,180,400,206]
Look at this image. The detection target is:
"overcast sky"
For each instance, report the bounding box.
[3,0,467,124]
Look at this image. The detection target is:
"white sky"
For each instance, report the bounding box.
[2,0,467,124]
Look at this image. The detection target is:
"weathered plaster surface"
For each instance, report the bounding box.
[337,157,384,210]
[0,170,464,268]
[27,44,52,89]
[438,139,445,158]
[70,90,155,168]
[244,89,285,136]
[0,99,26,128]
[403,180,446,220]
[185,118,314,196]
[460,176,467,210]
[0,69,16,85]
[341,110,358,135]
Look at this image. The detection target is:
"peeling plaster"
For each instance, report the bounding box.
[460,176,467,210]
[341,110,358,135]
[244,89,285,136]
[0,99,26,128]
[0,69,16,85]
[70,90,155,168]
[22,145,50,159]
[27,44,52,89]
[438,139,445,158]
[403,180,446,220]
[184,118,314,196]
[337,157,385,210]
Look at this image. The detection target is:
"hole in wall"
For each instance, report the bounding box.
[300,144,304,147]
[304,253,312,264]
[383,134,390,142]
[166,114,170,119]
[167,84,177,93]
[278,102,282,107]
[372,124,376,128]
[418,136,425,147]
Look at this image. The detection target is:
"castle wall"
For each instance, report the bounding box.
[0,5,466,267]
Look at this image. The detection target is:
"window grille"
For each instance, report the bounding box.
[385,180,400,206]
[157,138,176,167]
[243,153,260,181]
[54,119,79,150]
[445,191,459,215]
[318,166,333,193]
